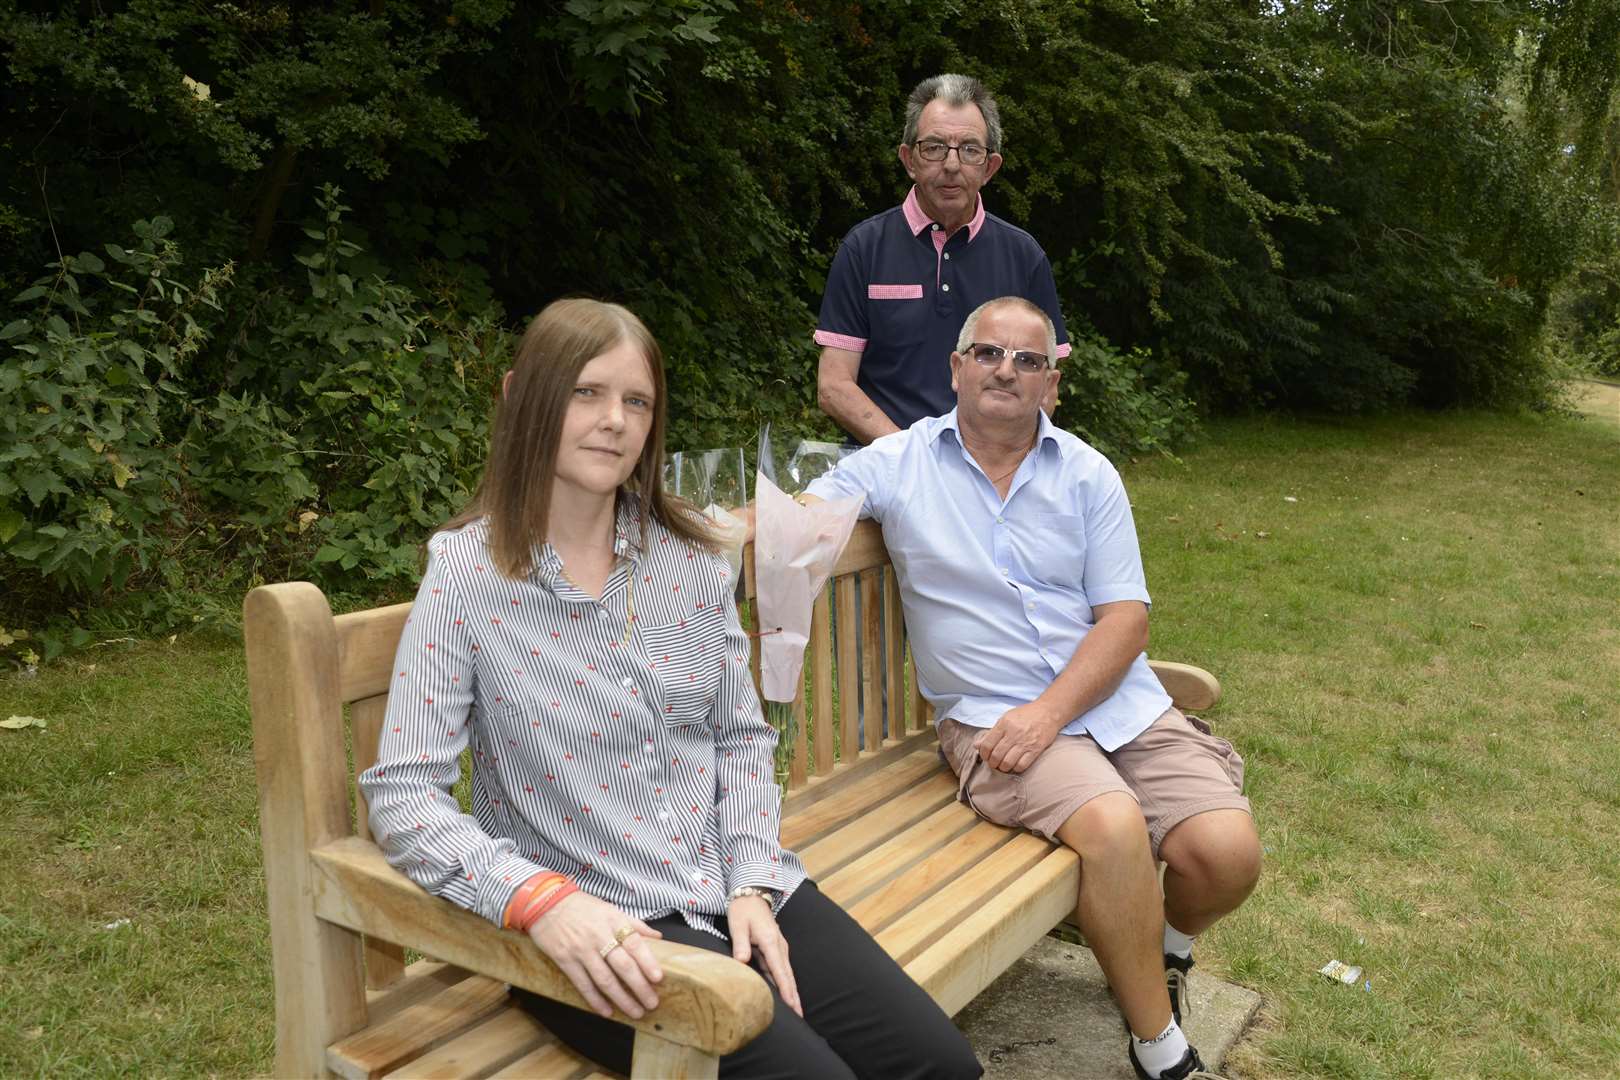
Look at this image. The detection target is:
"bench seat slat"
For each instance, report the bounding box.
[841,821,1018,934]
[796,771,956,879]
[779,748,939,849]
[816,802,983,907]
[874,833,1062,965]
[779,727,938,818]
[385,1006,554,1079]
[367,962,478,1025]
[905,849,1082,1016]
[328,974,511,1080]
[489,1040,597,1079]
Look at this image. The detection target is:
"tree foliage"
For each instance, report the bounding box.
[4,0,1619,642]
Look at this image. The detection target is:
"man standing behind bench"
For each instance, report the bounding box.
[815,74,1070,444]
[803,297,1261,1080]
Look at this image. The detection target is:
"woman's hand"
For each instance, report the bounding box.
[526,892,664,1019]
[728,894,802,1017]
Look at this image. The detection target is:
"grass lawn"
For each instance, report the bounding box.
[2,400,1617,1077]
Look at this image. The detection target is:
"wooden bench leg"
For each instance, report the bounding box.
[631,1031,720,1079]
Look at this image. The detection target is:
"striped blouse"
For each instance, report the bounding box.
[360,497,807,938]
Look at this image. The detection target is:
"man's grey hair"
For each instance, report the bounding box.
[956,297,1058,364]
[902,74,1003,154]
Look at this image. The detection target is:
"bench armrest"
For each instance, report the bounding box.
[1147,660,1221,712]
[308,836,775,1056]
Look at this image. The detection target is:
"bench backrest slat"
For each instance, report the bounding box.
[350,692,409,990]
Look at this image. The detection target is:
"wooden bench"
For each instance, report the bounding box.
[245,520,1221,1078]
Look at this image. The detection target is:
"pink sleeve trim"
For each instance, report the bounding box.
[815,330,867,353]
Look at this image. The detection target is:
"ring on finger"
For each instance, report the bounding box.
[612,925,637,945]
[598,939,623,960]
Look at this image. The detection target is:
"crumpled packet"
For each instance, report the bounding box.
[753,470,862,702]
[1318,959,1363,985]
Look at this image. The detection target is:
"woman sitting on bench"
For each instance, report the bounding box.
[359,298,979,1080]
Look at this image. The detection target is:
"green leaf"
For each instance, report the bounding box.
[20,468,61,506]
[7,537,52,561]
[313,544,347,563]
[0,319,28,340]
[0,508,22,543]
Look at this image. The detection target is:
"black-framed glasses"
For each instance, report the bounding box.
[969,342,1050,374]
[913,139,990,166]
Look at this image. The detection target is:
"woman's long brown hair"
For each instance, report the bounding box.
[443,298,716,577]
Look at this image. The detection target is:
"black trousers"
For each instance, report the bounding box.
[511,880,982,1080]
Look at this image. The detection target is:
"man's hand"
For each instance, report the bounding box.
[974,701,1066,773]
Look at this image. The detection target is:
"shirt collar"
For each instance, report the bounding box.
[929,406,1066,459]
[902,186,986,242]
[530,494,644,585]
[613,493,644,559]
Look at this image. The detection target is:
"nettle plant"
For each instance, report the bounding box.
[0,218,233,595]
[239,184,509,584]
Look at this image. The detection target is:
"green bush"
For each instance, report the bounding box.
[0,218,233,595]
[1052,326,1193,463]
[217,185,510,586]
[1,191,510,657]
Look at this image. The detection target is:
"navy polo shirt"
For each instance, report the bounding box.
[815,188,1070,435]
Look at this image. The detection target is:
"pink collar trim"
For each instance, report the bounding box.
[903,186,986,241]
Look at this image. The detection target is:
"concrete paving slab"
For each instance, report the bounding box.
[954,936,1261,1079]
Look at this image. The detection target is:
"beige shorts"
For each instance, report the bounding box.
[935,707,1250,858]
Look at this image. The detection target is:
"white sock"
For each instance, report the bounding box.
[1133,1019,1189,1077]
[1163,922,1195,959]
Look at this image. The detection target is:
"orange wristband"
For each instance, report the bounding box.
[515,878,568,925]
[504,872,566,930]
[517,882,579,931]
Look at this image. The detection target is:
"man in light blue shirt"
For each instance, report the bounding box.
[805,297,1260,1080]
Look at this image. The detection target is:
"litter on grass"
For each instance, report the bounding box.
[1318,959,1362,985]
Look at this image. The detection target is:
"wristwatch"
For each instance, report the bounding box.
[730,885,779,905]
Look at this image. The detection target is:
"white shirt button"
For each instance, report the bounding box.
[598,609,609,619]
[1001,567,1009,576]
[996,516,1004,523]
[658,809,671,821]
[943,252,951,260]
[931,223,940,231]
[644,741,654,754]
[620,676,634,689]
[941,283,951,292]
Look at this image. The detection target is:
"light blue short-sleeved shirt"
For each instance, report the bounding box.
[805,408,1172,752]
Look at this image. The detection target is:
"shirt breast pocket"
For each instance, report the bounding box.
[867,284,927,349]
[1012,513,1088,590]
[638,607,726,726]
